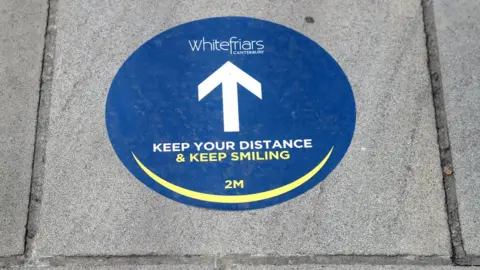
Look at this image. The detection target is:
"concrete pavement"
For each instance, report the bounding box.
[0,0,479,268]
[434,0,480,257]
[0,0,47,256]
[35,0,449,257]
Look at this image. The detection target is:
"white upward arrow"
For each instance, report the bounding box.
[198,61,262,132]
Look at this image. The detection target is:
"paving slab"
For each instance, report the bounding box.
[39,264,480,270]
[35,0,449,256]
[433,0,480,256]
[52,266,210,270]
[0,0,47,256]
[233,266,476,270]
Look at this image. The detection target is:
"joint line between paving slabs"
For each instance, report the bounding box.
[24,0,58,262]
[215,254,452,269]
[30,254,453,269]
[420,0,473,266]
[0,254,455,269]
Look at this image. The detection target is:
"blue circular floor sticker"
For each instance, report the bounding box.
[106,17,356,210]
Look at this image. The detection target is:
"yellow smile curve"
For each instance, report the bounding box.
[132,146,333,204]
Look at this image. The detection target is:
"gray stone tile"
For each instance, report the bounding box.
[49,265,211,270]
[0,0,47,256]
[232,265,475,270]
[433,0,480,256]
[17,263,480,270]
[35,0,449,256]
